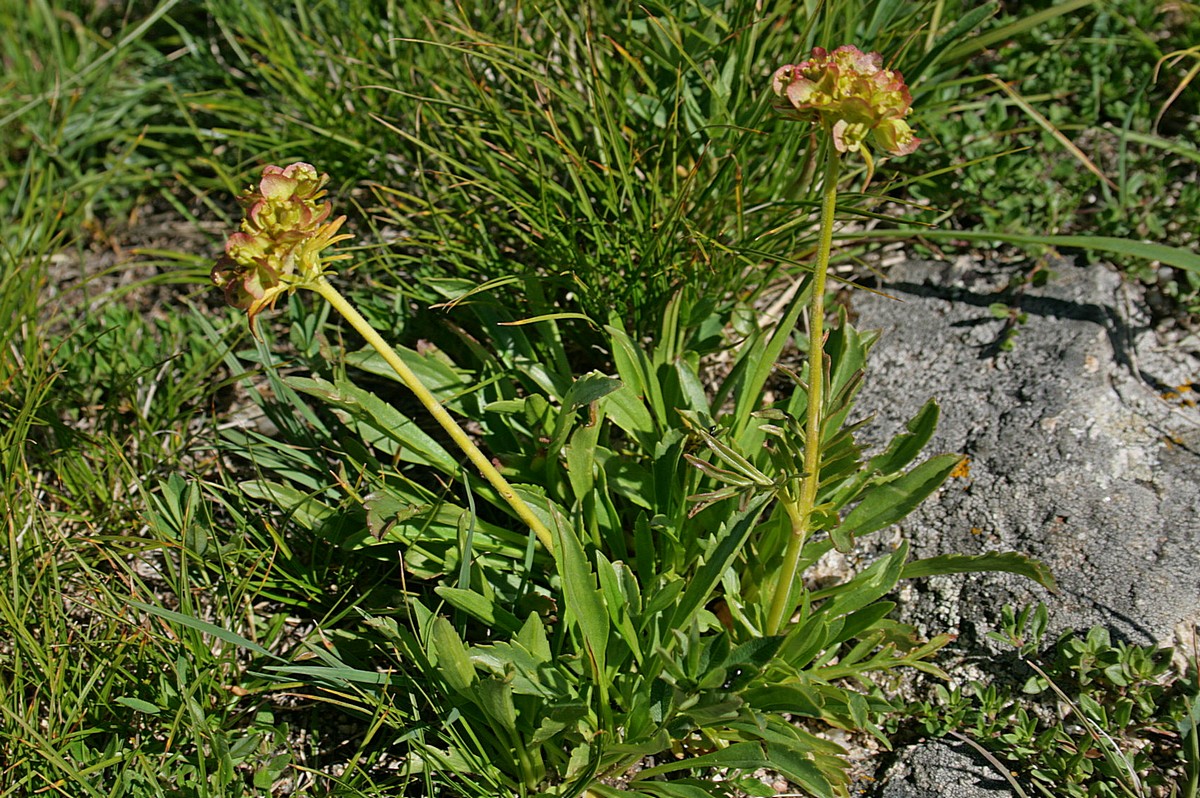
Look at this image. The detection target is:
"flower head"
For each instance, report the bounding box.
[212,162,352,332]
[770,45,920,157]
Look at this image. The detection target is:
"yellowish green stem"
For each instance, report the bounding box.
[309,276,556,555]
[764,148,841,636]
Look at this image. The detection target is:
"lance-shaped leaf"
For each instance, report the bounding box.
[901,551,1058,593]
[830,453,964,551]
[669,492,773,631]
[552,519,609,673]
[681,414,775,487]
[431,616,476,693]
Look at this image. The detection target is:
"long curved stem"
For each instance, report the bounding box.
[764,148,841,636]
[309,276,556,555]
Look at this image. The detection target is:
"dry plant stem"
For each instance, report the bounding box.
[765,148,841,637]
[309,276,557,555]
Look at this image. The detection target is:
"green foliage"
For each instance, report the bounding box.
[0,1,201,233]
[4,0,1196,794]
[205,252,1057,796]
[909,0,1200,313]
[904,605,1200,798]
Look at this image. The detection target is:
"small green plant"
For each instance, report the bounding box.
[904,604,1200,798]
[194,42,1054,796]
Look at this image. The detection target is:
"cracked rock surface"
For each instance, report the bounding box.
[874,741,1014,798]
[847,257,1200,796]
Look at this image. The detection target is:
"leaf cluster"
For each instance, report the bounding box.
[207,257,1061,797]
[905,605,1200,798]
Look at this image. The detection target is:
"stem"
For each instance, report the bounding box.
[511,729,540,790]
[764,148,841,636]
[309,276,556,555]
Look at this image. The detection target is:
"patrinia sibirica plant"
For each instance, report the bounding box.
[208,46,1055,798]
[212,162,556,555]
[761,45,924,637]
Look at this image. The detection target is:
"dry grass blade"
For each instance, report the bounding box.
[986,74,1118,192]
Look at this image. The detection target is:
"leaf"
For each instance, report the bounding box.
[813,546,908,622]
[843,229,1200,275]
[778,616,831,670]
[605,322,648,401]
[901,552,1059,593]
[552,520,609,671]
[253,754,292,789]
[722,636,785,671]
[499,311,597,327]
[362,485,530,564]
[637,780,731,798]
[682,415,773,486]
[434,587,522,634]
[674,358,711,415]
[238,480,336,533]
[603,384,657,449]
[363,490,429,538]
[868,399,940,476]
[1178,689,1200,739]
[634,741,769,780]
[732,294,807,438]
[741,679,826,717]
[129,600,282,661]
[669,492,773,631]
[512,484,571,541]
[763,743,837,798]
[115,697,161,715]
[431,616,476,693]
[287,375,458,472]
[1120,129,1200,167]
[517,612,551,663]
[906,2,998,84]
[346,344,471,407]
[596,554,644,665]
[834,454,964,544]
[711,637,786,692]
[564,371,623,410]
[476,678,519,733]
[579,784,646,798]
[828,602,896,646]
[258,664,398,686]
[822,311,872,429]
[566,420,602,500]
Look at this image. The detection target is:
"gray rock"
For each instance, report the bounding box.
[849,257,1200,649]
[874,741,1015,798]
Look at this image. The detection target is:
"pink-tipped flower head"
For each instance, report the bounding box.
[770,46,920,157]
[212,162,352,332]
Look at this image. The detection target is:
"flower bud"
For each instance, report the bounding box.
[771,45,920,157]
[212,162,353,332]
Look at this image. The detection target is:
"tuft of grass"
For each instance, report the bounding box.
[0,1,191,233]
[908,0,1200,314]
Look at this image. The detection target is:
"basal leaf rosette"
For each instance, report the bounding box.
[770,45,920,158]
[212,162,353,331]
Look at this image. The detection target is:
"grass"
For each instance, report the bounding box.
[1,0,1197,795]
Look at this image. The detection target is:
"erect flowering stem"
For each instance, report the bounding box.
[761,45,920,635]
[213,163,556,555]
[309,276,557,555]
[764,146,841,636]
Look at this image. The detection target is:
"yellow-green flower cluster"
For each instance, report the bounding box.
[771,45,919,157]
[212,162,352,329]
